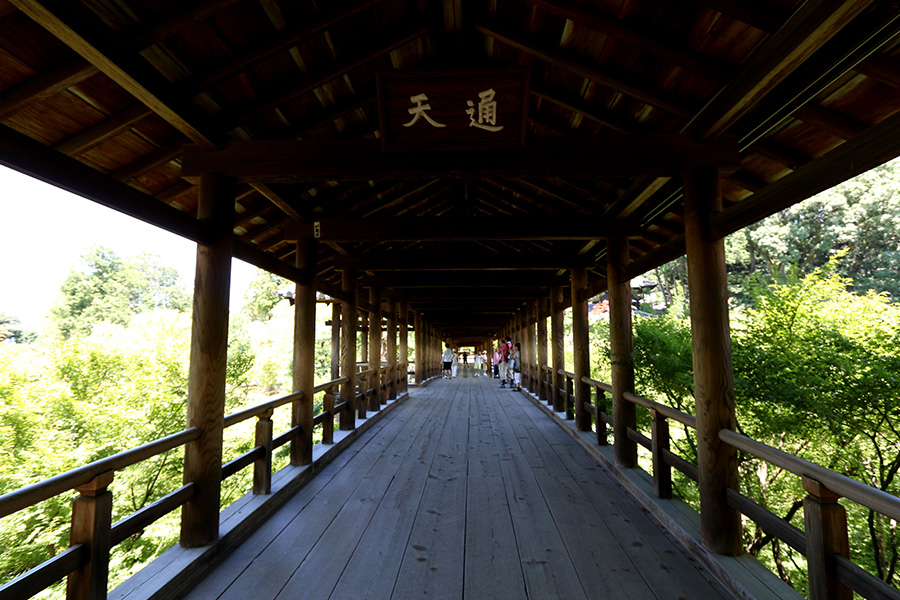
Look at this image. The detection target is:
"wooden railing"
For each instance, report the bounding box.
[524,361,900,600]
[0,365,407,600]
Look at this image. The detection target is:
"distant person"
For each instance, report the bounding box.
[492,347,500,378]
[461,351,468,366]
[474,350,484,377]
[509,342,522,391]
[442,344,454,379]
[499,336,513,388]
[451,348,459,378]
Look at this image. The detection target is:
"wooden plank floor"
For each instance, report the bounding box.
[184,368,733,600]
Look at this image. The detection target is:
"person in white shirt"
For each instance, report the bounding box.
[474,350,484,377]
[442,344,454,379]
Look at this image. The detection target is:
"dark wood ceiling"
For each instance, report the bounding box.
[3,0,900,342]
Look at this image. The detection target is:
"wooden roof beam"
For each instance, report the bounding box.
[53,104,153,156]
[524,0,730,82]
[287,216,641,242]
[181,135,740,182]
[475,22,696,119]
[334,252,594,271]
[10,0,221,149]
[692,0,787,33]
[176,0,390,95]
[686,0,877,140]
[224,24,431,128]
[0,57,98,119]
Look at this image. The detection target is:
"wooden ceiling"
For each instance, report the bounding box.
[3,0,900,342]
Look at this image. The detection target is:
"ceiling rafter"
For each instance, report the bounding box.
[524,0,730,82]
[476,21,696,119]
[0,57,98,119]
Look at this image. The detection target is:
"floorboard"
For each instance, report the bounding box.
[183,369,734,600]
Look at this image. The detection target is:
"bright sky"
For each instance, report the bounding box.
[0,166,257,331]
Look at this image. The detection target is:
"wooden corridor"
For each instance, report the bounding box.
[181,369,731,600]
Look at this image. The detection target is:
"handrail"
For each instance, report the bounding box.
[224,392,303,428]
[0,427,201,519]
[624,391,696,429]
[557,368,575,378]
[719,429,900,522]
[314,376,348,394]
[582,376,612,393]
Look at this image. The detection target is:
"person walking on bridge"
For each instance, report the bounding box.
[442,344,454,379]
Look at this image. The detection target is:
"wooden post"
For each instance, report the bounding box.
[571,266,591,432]
[386,295,397,401]
[323,392,334,444]
[550,285,565,412]
[330,302,341,381]
[253,410,274,495]
[67,472,114,600]
[595,388,608,446]
[537,297,548,401]
[650,409,672,499]
[803,477,852,600]
[368,286,382,411]
[526,301,536,391]
[181,172,233,548]
[292,239,316,466]
[683,165,742,555]
[607,236,637,468]
[341,269,358,430]
[414,311,424,384]
[399,300,408,395]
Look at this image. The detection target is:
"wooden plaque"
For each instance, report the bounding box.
[377,69,529,151]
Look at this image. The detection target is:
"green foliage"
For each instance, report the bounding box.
[51,247,190,338]
[632,259,900,591]
[242,271,292,322]
[0,313,36,344]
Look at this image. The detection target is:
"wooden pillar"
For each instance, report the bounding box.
[399,299,408,394]
[607,236,637,468]
[528,301,538,390]
[292,239,317,466]
[368,286,382,411]
[386,295,397,400]
[341,269,358,430]
[330,302,341,381]
[571,266,591,432]
[550,285,565,412]
[683,165,742,555]
[181,172,233,548]
[414,312,424,384]
[537,297,548,401]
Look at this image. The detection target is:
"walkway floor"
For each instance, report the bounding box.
[183,368,732,599]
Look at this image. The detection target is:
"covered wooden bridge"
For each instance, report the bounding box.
[2,0,900,598]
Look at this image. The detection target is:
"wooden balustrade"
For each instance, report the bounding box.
[0,367,411,600]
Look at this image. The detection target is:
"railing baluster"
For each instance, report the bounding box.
[323,392,335,444]
[803,476,852,600]
[650,408,672,499]
[253,410,274,495]
[67,471,114,600]
[565,375,574,420]
[595,387,607,447]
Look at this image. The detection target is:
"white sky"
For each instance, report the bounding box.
[0,166,257,330]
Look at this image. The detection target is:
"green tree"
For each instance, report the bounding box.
[242,271,292,322]
[51,247,190,338]
[0,313,36,344]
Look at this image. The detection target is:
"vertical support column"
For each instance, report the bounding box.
[571,267,591,432]
[368,286,382,411]
[683,165,741,555]
[181,172,233,548]
[67,472,113,600]
[292,239,316,466]
[537,297,548,402]
[386,295,397,401]
[330,302,341,381]
[528,301,537,391]
[550,285,565,412]
[253,410,274,494]
[341,269,358,430]
[607,236,637,468]
[399,299,408,395]
[414,312,424,384]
